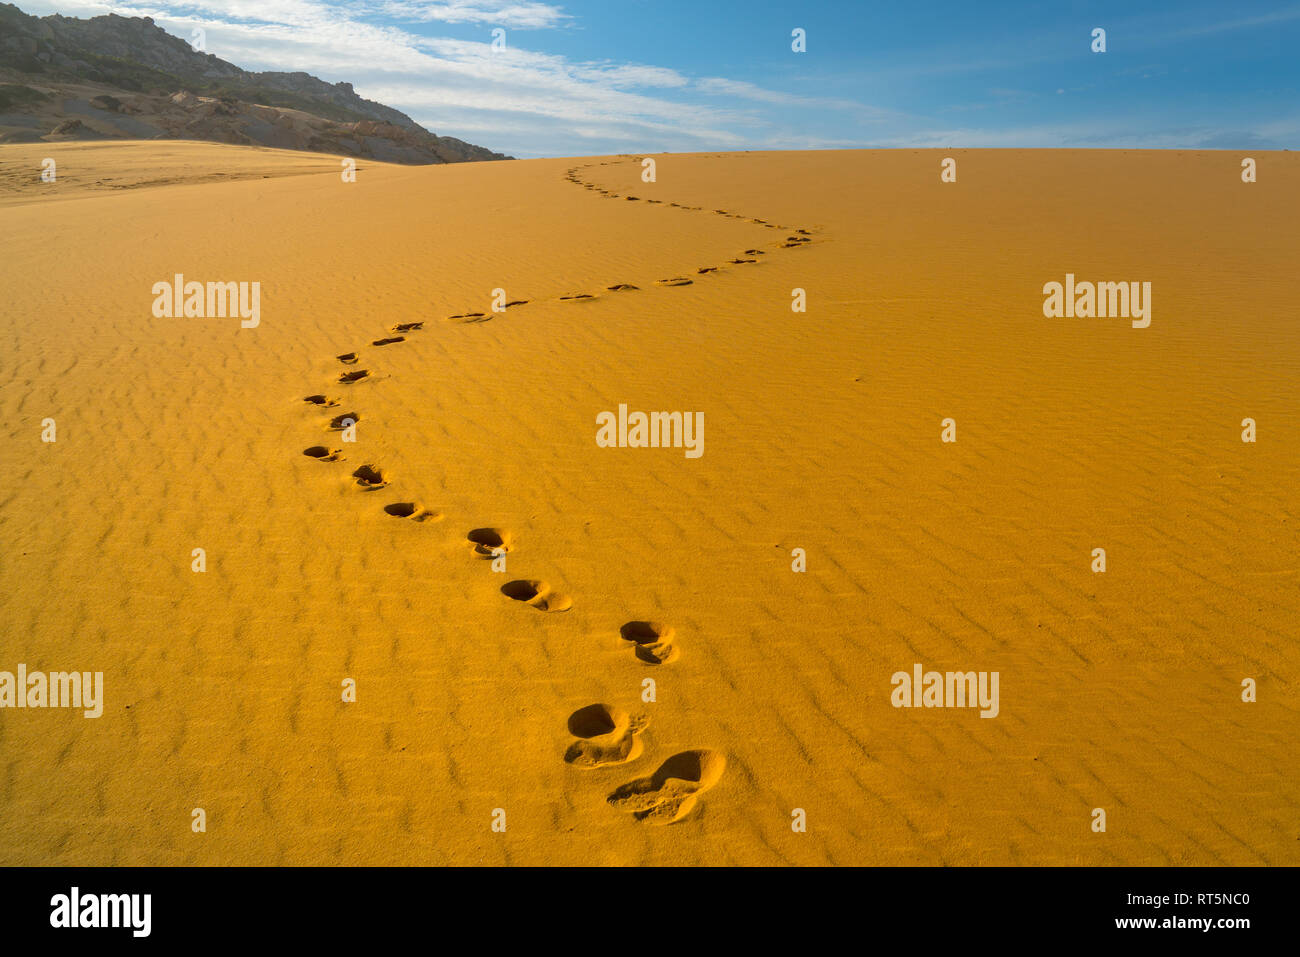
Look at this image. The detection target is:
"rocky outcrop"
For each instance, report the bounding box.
[0,2,511,162]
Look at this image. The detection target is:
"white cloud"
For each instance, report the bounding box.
[695,77,892,117]
[369,0,569,30]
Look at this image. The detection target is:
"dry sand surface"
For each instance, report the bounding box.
[0,141,1296,865]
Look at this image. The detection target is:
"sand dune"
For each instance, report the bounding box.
[0,142,1296,865]
[0,140,350,208]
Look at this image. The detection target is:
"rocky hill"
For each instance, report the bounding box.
[0,3,510,163]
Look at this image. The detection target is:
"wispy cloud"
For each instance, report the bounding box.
[1166,4,1300,39]
[694,77,889,117]
[369,1,570,30]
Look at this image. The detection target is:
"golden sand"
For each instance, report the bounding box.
[0,141,1296,864]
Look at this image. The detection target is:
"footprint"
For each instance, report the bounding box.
[501,579,573,613]
[620,620,679,664]
[338,369,370,384]
[504,299,530,308]
[696,266,719,274]
[303,394,339,407]
[606,750,726,824]
[371,336,405,346]
[467,527,512,558]
[656,277,693,287]
[743,249,767,256]
[564,704,649,769]
[727,258,757,264]
[560,293,595,301]
[337,352,359,364]
[392,322,424,332]
[351,464,388,490]
[625,196,639,201]
[384,502,443,522]
[448,312,489,323]
[606,283,639,291]
[303,446,343,462]
[328,411,359,430]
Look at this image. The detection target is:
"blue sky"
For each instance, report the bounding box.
[20,1,1300,156]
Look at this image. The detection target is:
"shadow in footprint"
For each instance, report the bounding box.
[620,621,679,664]
[337,352,359,364]
[339,370,369,384]
[560,293,595,301]
[565,704,649,769]
[656,278,693,287]
[328,412,359,430]
[352,464,388,490]
[384,502,442,522]
[303,446,342,462]
[304,394,339,407]
[467,527,512,558]
[501,579,572,613]
[392,322,424,332]
[606,283,639,291]
[372,336,405,346]
[607,750,726,824]
[448,313,489,323]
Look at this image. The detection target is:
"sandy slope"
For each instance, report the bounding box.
[0,142,1296,865]
[0,140,350,207]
